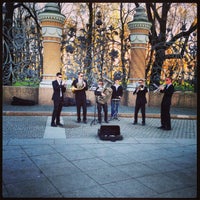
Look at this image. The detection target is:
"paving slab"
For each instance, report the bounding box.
[2,108,197,198]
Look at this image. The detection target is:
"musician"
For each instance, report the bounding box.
[158,77,174,130]
[51,72,66,127]
[133,79,148,125]
[71,72,88,123]
[110,77,123,119]
[94,79,108,123]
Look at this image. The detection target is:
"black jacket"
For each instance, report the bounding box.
[111,85,123,99]
[133,86,148,104]
[94,86,103,96]
[52,80,66,101]
[71,79,88,99]
[160,84,174,105]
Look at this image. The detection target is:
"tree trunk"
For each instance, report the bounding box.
[149,48,165,90]
[85,2,93,85]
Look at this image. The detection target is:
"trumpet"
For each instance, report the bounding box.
[137,85,145,91]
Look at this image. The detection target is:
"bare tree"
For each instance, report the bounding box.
[146,3,197,89]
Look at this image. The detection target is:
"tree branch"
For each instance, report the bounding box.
[166,23,197,49]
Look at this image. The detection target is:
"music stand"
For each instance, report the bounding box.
[90,97,99,126]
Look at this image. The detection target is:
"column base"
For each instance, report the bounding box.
[38,80,53,105]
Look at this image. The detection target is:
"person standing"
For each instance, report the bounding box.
[71,72,88,123]
[158,77,174,130]
[110,77,123,119]
[133,79,148,125]
[51,72,66,127]
[94,79,109,123]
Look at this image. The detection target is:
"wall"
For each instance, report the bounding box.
[2,86,197,108]
[3,86,39,104]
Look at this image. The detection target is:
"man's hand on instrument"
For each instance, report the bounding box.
[62,81,67,86]
[159,85,165,91]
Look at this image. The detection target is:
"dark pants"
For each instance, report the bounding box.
[97,102,108,122]
[161,103,171,129]
[134,102,146,123]
[76,99,87,121]
[51,98,63,124]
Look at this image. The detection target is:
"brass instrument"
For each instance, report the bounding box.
[96,77,113,104]
[71,79,85,93]
[135,80,145,91]
[153,83,165,93]
[137,85,145,91]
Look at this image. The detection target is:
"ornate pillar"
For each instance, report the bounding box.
[127,6,152,90]
[38,3,65,104]
[38,3,65,84]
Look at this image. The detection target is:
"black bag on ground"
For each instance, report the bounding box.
[11,96,36,106]
[63,97,76,106]
[98,125,123,142]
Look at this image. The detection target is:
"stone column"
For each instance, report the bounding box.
[127,6,152,91]
[38,3,65,105]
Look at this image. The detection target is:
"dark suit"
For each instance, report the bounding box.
[51,80,66,125]
[71,79,88,122]
[160,84,174,129]
[133,86,148,123]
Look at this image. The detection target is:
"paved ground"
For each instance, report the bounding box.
[2,104,198,198]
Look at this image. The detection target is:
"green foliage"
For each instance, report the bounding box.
[12,80,40,87]
[173,81,194,92]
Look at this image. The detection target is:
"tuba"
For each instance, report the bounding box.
[71,79,85,93]
[96,77,113,104]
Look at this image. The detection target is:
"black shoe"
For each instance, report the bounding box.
[157,126,164,129]
[133,122,137,125]
[51,123,57,127]
[142,122,145,126]
[98,120,101,124]
[104,120,109,123]
[77,120,81,123]
[56,123,64,127]
[83,120,87,124]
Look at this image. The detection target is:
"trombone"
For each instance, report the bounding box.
[153,83,165,93]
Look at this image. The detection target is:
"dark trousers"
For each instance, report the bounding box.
[134,102,146,123]
[76,100,87,121]
[97,103,108,122]
[161,103,171,129]
[51,98,63,124]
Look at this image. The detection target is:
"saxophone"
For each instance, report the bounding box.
[71,79,85,93]
[96,77,113,104]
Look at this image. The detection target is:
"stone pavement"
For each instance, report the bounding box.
[2,104,198,198]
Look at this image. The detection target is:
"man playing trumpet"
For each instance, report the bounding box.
[51,72,67,127]
[71,72,88,123]
[133,79,148,125]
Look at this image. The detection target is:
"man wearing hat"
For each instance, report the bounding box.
[110,76,123,119]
